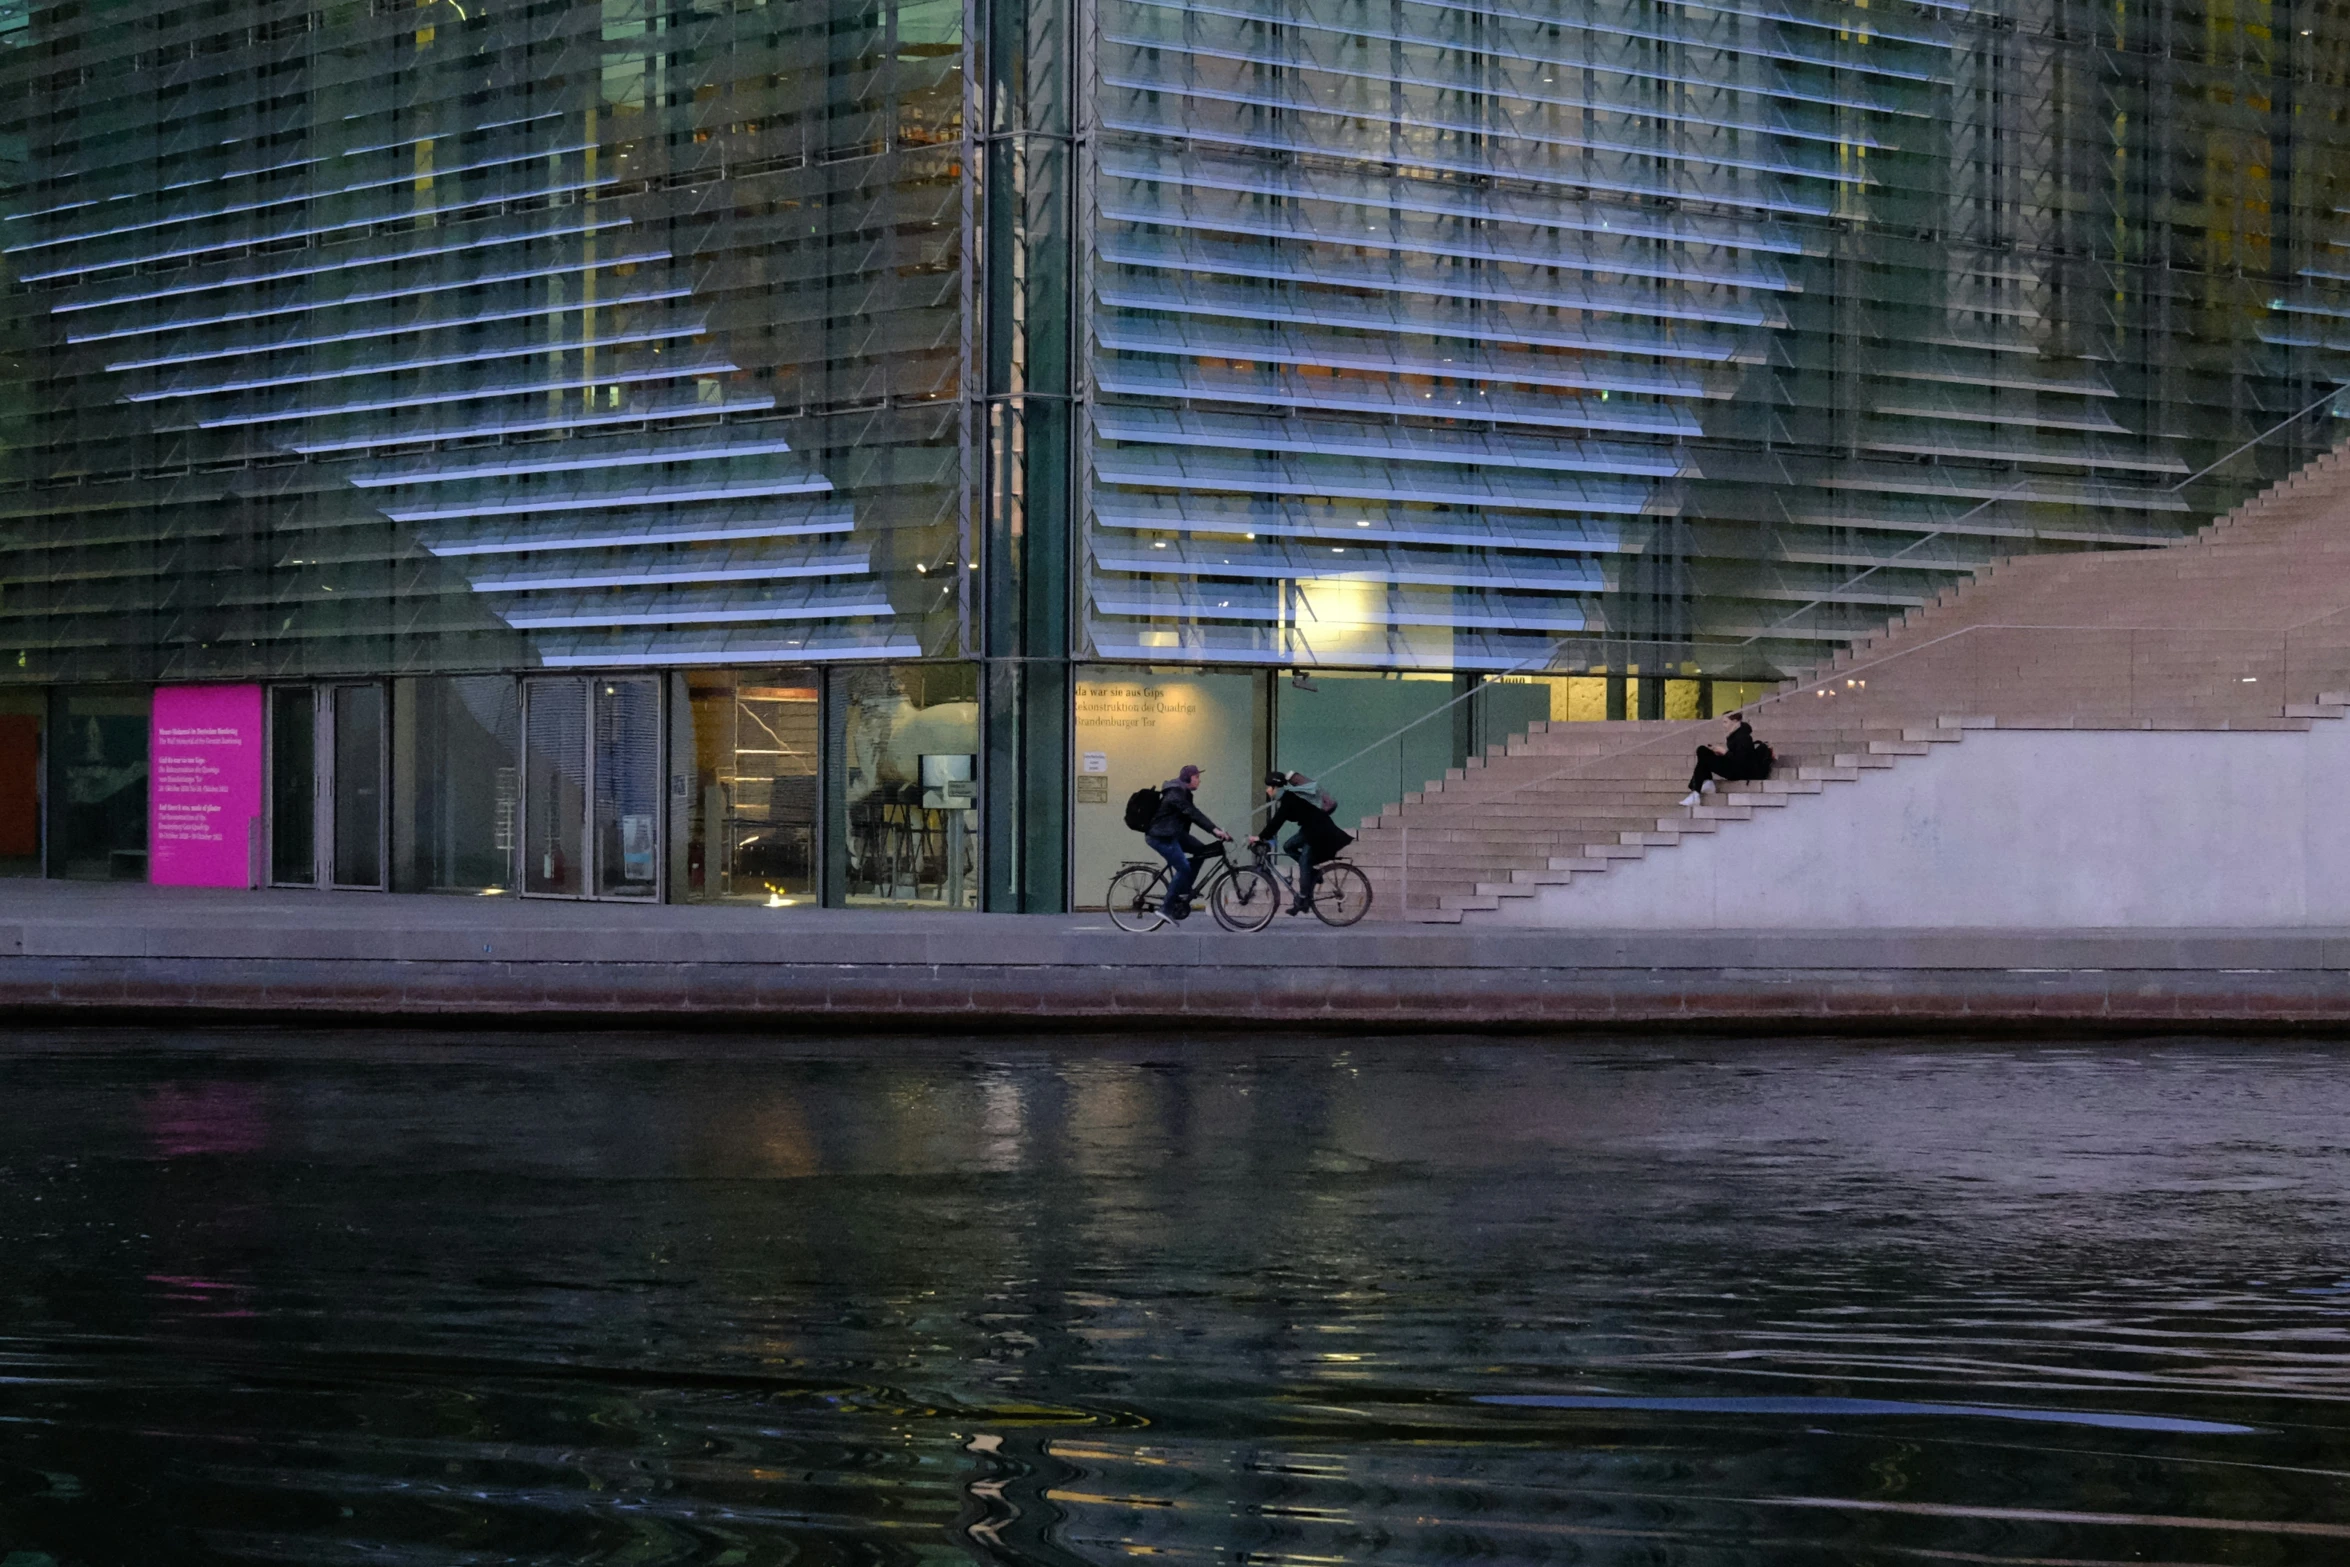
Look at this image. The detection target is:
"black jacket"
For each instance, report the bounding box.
[1264,788,1354,857]
[1148,781,1219,841]
[1724,720,1760,764]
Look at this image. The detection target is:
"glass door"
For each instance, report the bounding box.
[269,683,386,890]
[268,686,317,887]
[522,677,588,896]
[331,684,385,889]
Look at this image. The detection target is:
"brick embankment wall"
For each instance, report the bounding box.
[10,927,2350,1033]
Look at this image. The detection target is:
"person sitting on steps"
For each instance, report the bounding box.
[1146,763,1231,920]
[1682,710,1774,806]
[1249,770,1355,916]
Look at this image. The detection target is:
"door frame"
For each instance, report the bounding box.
[518,673,665,902]
[265,681,389,891]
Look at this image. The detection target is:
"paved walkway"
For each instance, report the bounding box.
[6,880,2350,1031]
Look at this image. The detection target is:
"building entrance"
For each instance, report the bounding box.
[520,676,662,900]
[268,683,387,890]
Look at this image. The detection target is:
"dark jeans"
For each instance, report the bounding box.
[1283,834,1328,909]
[1148,832,1215,916]
[1689,746,1766,791]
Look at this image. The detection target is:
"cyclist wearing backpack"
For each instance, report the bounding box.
[1249,770,1354,916]
[1136,763,1230,921]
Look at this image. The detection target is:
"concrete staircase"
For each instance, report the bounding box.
[1353,441,2350,923]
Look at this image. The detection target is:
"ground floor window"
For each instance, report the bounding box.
[0,689,41,877]
[838,663,979,909]
[50,688,149,881]
[681,668,818,904]
[1071,669,1264,909]
[393,676,520,895]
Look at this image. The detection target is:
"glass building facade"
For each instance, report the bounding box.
[0,0,2345,906]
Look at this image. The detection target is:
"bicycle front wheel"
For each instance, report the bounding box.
[1209,865,1281,932]
[1106,865,1167,932]
[1311,861,1373,927]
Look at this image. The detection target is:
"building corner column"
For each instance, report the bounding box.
[975,0,1078,913]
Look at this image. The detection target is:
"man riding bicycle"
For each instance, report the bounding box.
[1145,763,1231,921]
[1248,771,1354,916]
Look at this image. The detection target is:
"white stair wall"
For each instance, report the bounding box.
[1473,718,2350,929]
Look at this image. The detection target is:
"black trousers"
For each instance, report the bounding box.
[1689,747,1764,791]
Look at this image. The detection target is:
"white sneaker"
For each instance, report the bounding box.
[1680,791,1701,807]
[1700,780,1716,794]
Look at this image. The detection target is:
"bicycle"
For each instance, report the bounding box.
[1213,839,1374,931]
[1104,842,1282,932]
[1222,845,1372,930]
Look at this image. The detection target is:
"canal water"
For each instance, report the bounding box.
[3,1035,2349,1564]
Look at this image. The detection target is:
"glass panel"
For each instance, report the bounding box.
[331,686,385,888]
[1468,678,1557,761]
[49,689,149,881]
[684,669,818,904]
[270,688,317,887]
[1275,673,1460,827]
[839,665,980,909]
[523,679,588,897]
[397,678,520,895]
[1070,668,1260,909]
[0,694,41,875]
[593,678,662,900]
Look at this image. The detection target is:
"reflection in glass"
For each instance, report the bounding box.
[523,679,588,897]
[839,664,979,908]
[269,687,317,886]
[593,678,662,900]
[397,677,519,894]
[332,685,384,889]
[685,669,818,903]
[49,689,149,880]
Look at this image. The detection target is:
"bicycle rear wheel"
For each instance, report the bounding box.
[1311,861,1373,927]
[1210,865,1281,932]
[1106,865,1167,932]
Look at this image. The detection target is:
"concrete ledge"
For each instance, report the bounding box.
[7,882,2350,1033]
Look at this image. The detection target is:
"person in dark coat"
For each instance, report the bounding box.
[1249,770,1356,915]
[1146,763,1230,919]
[1683,711,1773,804]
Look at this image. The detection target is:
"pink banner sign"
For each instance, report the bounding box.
[150,684,264,888]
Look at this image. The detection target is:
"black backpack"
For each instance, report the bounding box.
[1122,786,1161,832]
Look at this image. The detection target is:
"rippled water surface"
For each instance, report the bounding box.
[5,1035,2350,1564]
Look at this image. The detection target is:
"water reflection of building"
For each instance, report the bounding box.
[0,0,2346,909]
